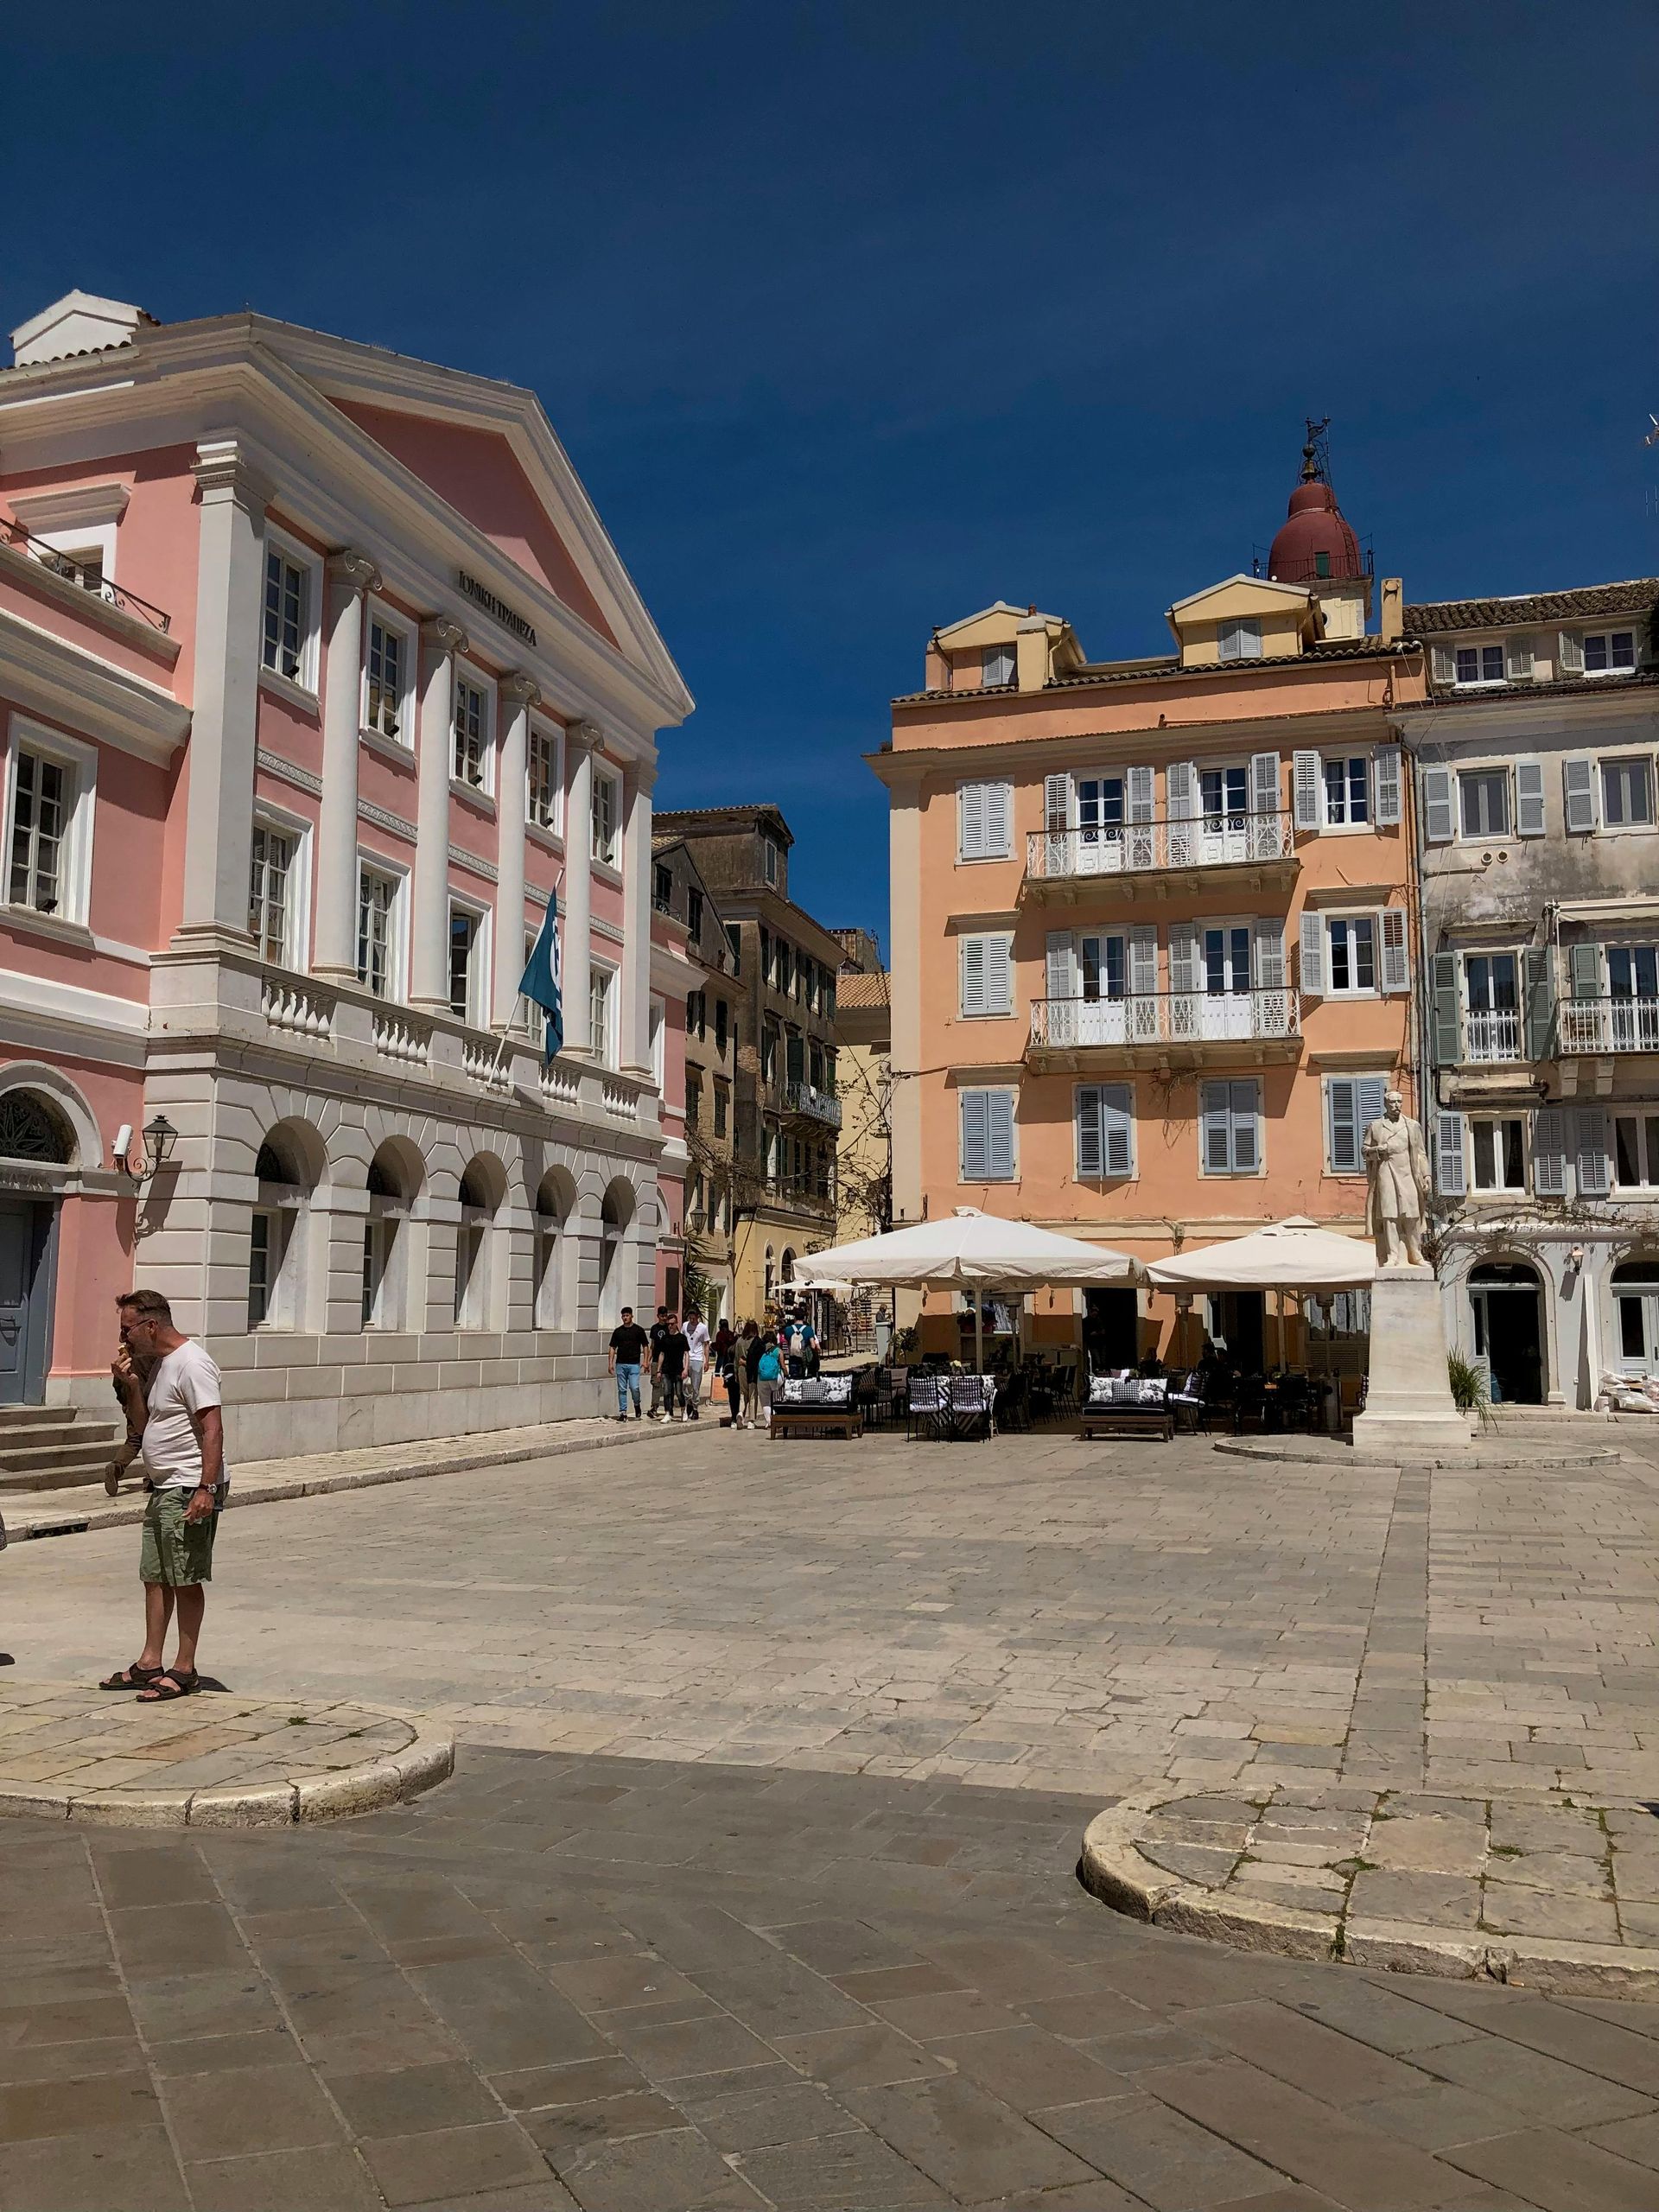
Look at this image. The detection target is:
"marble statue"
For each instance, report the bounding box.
[1363,1090,1430,1268]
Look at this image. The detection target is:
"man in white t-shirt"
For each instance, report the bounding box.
[683,1309,710,1420]
[97,1290,226,1704]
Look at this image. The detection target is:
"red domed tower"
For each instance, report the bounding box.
[1268,421,1366,588]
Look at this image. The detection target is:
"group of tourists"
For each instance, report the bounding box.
[607,1302,821,1429]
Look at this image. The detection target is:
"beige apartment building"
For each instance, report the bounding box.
[651,829,737,1322]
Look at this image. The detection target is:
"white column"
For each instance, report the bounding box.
[413,618,467,1010]
[314,550,380,980]
[562,721,596,1055]
[493,674,537,1026]
[620,760,655,1077]
[179,441,270,941]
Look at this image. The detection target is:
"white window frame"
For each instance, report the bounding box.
[3,716,98,929]
[362,601,415,751]
[591,765,621,869]
[958,1086,1017,1183]
[248,802,312,971]
[450,662,495,795]
[1599,753,1655,831]
[355,853,410,1003]
[247,1206,288,1330]
[447,895,490,1028]
[259,527,321,694]
[981,642,1016,686]
[1325,911,1379,999]
[527,718,563,836]
[1582,629,1637,678]
[957,779,1014,863]
[361,1204,409,1332]
[1457,766,1510,841]
[1469,1113,1528,1196]
[1452,639,1508,690]
[957,931,1014,1018]
[1320,753,1371,830]
[1199,1077,1263,1177]
[760,830,781,886]
[589,958,618,1069]
[1613,1112,1659,1192]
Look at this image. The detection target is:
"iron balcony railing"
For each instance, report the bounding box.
[783,1079,842,1129]
[1465,1007,1522,1063]
[1556,995,1659,1055]
[5,523,173,634]
[1025,810,1294,885]
[1029,987,1300,1052]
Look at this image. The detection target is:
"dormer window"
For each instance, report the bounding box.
[761,833,781,887]
[981,644,1015,686]
[1217,618,1262,663]
[1455,643,1506,687]
[1584,630,1637,676]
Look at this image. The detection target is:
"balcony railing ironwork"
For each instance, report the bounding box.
[1025,810,1294,887]
[1029,987,1300,1055]
[1556,994,1659,1056]
[783,1079,842,1129]
[1465,1007,1522,1063]
[5,523,173,634]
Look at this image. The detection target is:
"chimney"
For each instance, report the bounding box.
[1378,576,1403,644]
[11,290,153,368]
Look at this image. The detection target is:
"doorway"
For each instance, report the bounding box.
[1083,1287,1139,1370]
[0,1200,54,1406]
[1207,1289,1265,1372]
[1469,1262,1543,1403]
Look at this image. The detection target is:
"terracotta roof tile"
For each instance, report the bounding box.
[836,970,889,1008]
[1403,579,1659,632]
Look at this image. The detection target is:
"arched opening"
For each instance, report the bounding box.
[1611,1260,1659,1375]
[454,1154,506,1331]
[0,1090,73,1166]
[535,1166,578,1331]
[249,1121,322,1332]
[598,1179,634,1330]
[0,1084,77,1407]
[1468,1261,1544,1404]
[363,1138,423,1331]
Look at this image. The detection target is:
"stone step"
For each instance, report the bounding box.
[0,1433,124,1489]
[0,1405,82,1433]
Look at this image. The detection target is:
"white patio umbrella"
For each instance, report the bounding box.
[794,1208,1138,1371]
[1146,1215,1373,1371]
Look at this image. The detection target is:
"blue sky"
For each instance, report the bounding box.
[10,2,1659,947]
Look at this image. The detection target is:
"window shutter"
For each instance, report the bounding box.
[1558,630,1584,677]
[1431,950,1462,1065]
[1570,940,1603,1001]
[1076,1086,1103,1179]
[1327,1077,1359,1173]
[1127,765,1154,822]
[1200,1080,1231,1173]
[1166,761,1198,865]
[1436,1110,1465,1197]
[1430,642,1455,685]
[960,1090,989,1180]
[1128,925,1159,999]
[1562,756,1597,834]
[1230,1080,1259,1172]
[1373,745,1402,826]
[987,1091,1016,1180]
[959,936,987,1016]
[1505,635,1535,682]
[1380,907,1409,995]
[1515,759,1546,836]
[1169,923,1199,997]
[1043,772,1071,835]
[1357,1074,1389,1145]
[1249,750,1280,818]
[988,935,1013,1015]
[1421,765,1455,843]
[1575,1106,1610,1197]
[1522,946,1554,1060]
[1251,918,1286,992]
[984,781,1012,856]
[1101,1084,1134,1176]
[1293,749,1321,831]
[959,783,985,859]
[1046,929,1077,1003]
[1534,1107,1567,1198]
[1299,910,1325,997]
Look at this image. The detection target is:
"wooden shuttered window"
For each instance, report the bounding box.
[1515,759,1546,836]
[1373,746,1402,826]
[1199,1078,1261,1175]
[1421,765,1455,843]
[959,1089,1016,1182]
[1077,1083,1135,1180]
[1435,1110,1465,1197]
[958,779,1013,860]
[1326,1073,1389,1175]
[958,933,1013,1017]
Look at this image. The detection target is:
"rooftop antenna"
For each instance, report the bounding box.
[1302,416,1332,485]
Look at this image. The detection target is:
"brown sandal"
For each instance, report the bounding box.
[99,1663,163,1691]
[136,1669,198,1703]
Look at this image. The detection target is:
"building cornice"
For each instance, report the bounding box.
[0,604,191,762]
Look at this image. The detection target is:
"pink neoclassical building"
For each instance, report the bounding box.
[0,289,693,1457]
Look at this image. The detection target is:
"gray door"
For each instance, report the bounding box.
[0,1204,32,1404]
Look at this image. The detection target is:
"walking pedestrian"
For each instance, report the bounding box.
[646,1305,674,1421]
[755,1330,783,1430]
[607,1306,648,1421]
[741,1320,762,1427]
[98,1291,226,1703]
[683,1307,710,1421]
[712,1321,741,1427]
[658,1313,690,1419]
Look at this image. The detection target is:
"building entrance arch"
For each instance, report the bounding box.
[1469,1261,1544,1404]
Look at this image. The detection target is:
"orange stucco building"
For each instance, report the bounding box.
[873,453,1428,1367]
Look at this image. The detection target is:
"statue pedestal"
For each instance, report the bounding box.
[1351,1263,1472,1455]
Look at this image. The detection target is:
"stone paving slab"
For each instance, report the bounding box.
[0,1410,680,1538]
[0,1677,452,1827]
[1082,1783,1659,1996]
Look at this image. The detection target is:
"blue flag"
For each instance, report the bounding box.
[518,893,563,1065]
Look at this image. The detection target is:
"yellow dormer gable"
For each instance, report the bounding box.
[928,603,1084,692]
[1166,574,1319,669]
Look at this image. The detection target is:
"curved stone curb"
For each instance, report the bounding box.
[0,1700,454,1831]
[1212,1435,1623,1472]
[1080,1793,1659,1998]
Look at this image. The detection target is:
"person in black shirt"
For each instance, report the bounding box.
[658,1317,690,1421]
[607,1307,649,1421]
[646,1306,674,1421]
